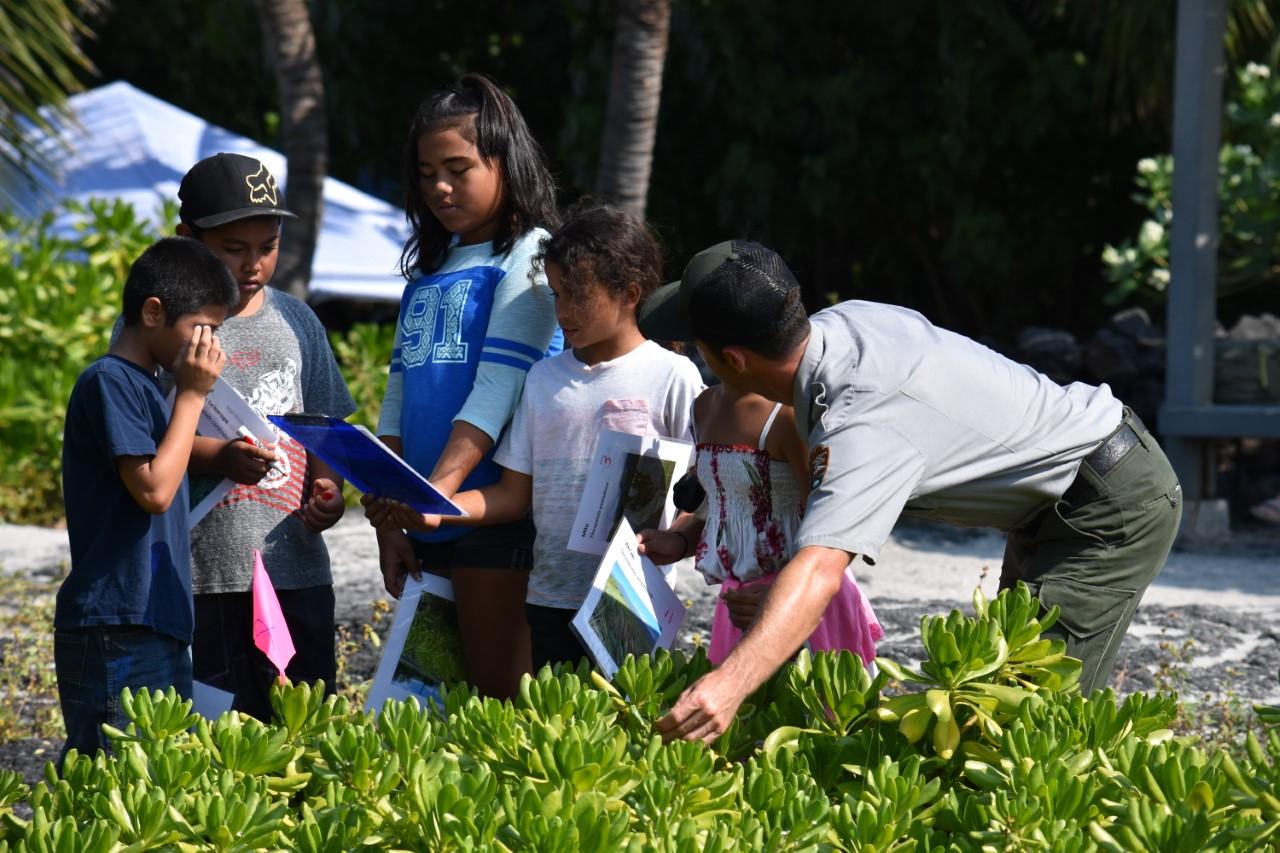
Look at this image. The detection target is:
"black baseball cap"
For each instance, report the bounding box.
[638,240,802,346]
[178,153,298,229]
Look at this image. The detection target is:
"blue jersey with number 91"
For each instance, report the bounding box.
[388,233,562,541]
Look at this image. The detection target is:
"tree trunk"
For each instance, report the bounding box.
[253,0,326,300]
[595,0,670,221]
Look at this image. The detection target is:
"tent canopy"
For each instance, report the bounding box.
[6,81,408,303]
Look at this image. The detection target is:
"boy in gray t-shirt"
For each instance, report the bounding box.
[176,154,356,720]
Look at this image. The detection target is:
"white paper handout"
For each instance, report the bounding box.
[191,679,235,721]
[570,519,686,679]
[567,429,694,557]
[365,573,468,715]
[169,377,276,527]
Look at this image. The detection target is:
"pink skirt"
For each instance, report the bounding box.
[708,569,884,666]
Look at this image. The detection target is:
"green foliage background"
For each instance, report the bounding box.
[78,0,1275,344]
[0,207,392,524]
[0,200,165,524]
[1104,60,1280,316]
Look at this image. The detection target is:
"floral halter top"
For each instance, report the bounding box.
[693,404,804,584]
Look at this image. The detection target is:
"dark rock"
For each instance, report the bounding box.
[1135,345,1167,377]
[1016,327,1081,384]
[1110,307,1163,347]
[1121,379,1163,431]
[1226,313,1280,340]
[1084,327,1140,385]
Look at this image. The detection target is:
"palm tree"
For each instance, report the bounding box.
[595,0,671,221]
[253,0,327,300]
[0,0,97,190]
[1057,0,1279,129]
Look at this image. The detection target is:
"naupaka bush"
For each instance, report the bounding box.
[1,585,1275,851]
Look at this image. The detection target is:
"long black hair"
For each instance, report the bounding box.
[399,74,559,279]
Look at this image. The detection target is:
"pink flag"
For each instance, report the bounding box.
[252,549,295,684]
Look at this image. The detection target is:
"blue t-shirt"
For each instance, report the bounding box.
[56,355,193,643]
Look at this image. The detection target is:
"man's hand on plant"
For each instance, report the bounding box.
[655,667,746,744]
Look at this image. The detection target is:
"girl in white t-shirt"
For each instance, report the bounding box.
[639,385,882,666]
[381,204,703,671]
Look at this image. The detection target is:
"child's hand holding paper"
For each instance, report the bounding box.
[216,433,278,485]
[362,494,442,534]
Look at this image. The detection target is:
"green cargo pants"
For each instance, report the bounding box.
[1000,410,1182,694]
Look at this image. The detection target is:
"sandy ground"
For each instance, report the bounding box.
[5,513,1276,690]
[1,514,1277,784]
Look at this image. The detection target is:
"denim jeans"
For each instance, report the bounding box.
[54,625,191,765]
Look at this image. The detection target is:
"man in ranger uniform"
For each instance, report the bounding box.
[639,241,1182,743]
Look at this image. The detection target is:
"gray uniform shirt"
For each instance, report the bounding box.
[187,290,356,592]
[793,301,1122,562]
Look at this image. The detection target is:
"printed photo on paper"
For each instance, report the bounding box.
[571,519,686,679]
[567,430,693,557]
[365,573,467,715]
[169,377,275,527]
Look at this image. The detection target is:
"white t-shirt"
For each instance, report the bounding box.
[495,341,704,609]
[793,301,1122,562]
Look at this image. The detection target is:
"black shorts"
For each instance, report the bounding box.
[410,517,536,573]
[526,603,590,672]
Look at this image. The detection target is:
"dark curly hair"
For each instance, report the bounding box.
[536,202,663,312]
[399,73,559,278]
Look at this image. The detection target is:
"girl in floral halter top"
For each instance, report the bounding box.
[649,382,882,666]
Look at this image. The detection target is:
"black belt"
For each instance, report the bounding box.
[1081,414,1144,479]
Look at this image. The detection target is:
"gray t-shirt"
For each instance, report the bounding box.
[187,290,356,592]
[793,301,1122,562]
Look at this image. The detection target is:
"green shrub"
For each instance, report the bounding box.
[327,321,393,432]
[1104,62,1280,308]
[0,199,171,525]
[1,586,1272,850]
[327,321,394,508]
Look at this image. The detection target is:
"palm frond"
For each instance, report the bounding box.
[0,0,99,184]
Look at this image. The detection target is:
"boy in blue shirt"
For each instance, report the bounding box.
[56,237,237,760]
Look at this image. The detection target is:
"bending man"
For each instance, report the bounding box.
[639,241,1182,743]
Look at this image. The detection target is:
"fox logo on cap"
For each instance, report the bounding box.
[245,164,280,206]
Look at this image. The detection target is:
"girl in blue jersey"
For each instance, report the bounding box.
[373,204,704,673]
[364,74,560,700]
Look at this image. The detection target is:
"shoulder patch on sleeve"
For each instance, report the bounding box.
[809,444,830,492]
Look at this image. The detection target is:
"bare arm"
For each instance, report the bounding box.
[189,434,278,484]
[116,326,225,513]
[428,421,494,498]
[369,467,531,534]
[656,544,851,742]
[636,512,706,565]
[445,468,532,527]
[188,435,227,475]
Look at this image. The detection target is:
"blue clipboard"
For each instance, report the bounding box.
[268,414,463,517]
